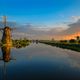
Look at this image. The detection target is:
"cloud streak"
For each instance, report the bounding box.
[12,18,80,40]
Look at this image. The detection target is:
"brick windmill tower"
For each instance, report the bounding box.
[0,16,15,46]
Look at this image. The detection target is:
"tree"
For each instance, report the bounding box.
[69,39,76,43]
[78,40,80,43]
[52,38,54,41]
[60,40,67,43]
[76,36,80,41]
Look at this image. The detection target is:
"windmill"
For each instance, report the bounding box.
[0,16,16,80]
[0,16,16,46]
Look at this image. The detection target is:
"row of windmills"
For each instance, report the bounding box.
[0,16,14,46]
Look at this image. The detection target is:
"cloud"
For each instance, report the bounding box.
[66,19,80,34]
[12,23,69,40]
[12,18,80,40]
[56,19,80,40]
[71,16,80,22]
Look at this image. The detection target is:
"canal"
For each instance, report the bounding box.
[0,43,80,80]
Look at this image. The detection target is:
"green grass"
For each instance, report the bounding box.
[12,39,31,48]
[40,41,80,52]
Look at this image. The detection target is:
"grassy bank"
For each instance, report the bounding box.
[12,39,31,48]
[0,39,31,48]
[40,40,80,52]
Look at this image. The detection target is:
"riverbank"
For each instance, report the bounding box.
[12,39,31,48]
[40,41,80,52]
[0,39,31,48]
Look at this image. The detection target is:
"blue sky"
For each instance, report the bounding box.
[0,0,80,25]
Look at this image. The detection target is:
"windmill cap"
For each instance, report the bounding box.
[4,26,11,30]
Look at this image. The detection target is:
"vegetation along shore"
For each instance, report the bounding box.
[39,36,80,52]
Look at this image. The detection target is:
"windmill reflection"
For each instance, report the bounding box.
[0,46,15,80]
[1,46,11,62]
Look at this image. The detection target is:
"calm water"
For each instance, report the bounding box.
[0,43,80,80]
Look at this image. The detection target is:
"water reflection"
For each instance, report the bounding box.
[14,43,30,49]
[0,43,80,80]
[1,46,11,62]
[0,46,14,80]
[0,44,30,80]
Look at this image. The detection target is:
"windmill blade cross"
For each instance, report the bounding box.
[0,16,16,28]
